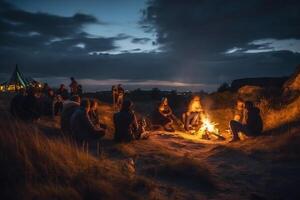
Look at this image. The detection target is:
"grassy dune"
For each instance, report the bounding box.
[1,91,300,199]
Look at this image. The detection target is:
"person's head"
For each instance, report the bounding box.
[78,84,82,89]
[118,84,122,88]
[80,98,91,112]
[245,101,254,110]
[161,97,168,105]
[48,89,54,97]
[56,95,63,102]
[121,99,133,112]
[70,77,75,81]
[90,99,98,111]
[70,95,81,104]
[236,97,245,110]
[59,84,65,89]
[191,96,201,103]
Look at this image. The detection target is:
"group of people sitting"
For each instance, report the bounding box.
[10,79,263,143]
[152,95,263,142]
[10,77,82,121]
[152,96,207,133]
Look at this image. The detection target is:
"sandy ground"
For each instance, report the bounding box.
[1,94,300,199]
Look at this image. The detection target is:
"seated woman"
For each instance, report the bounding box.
[152,97,175,132]
[229,101,263,142]
[88,99,107,130]
[113,100,146,142]
[182,96,206,133]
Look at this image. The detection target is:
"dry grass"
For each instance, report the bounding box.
[142,156,216,191]
[259,96,300,131]
[0,114,157,200]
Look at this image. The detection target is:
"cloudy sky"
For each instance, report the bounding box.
[0,0,299,91]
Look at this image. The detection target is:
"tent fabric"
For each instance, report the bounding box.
[7,65,29,87]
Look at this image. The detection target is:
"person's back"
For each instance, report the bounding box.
[10,92,25,119]
[22,89,41,121]
[246,105,263,135]
[113,100,138,142]
[61,101,80,135]
[114,110,136,142]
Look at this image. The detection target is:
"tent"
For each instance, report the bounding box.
[0,65,33,92]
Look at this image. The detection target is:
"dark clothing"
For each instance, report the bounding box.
[42,96,54,116]
[60,102,80,135]
[70,108,105,141]
[54,101,63,116]
[10,93,25,119]
[22,94,41,121]
[230,106,263,139]
[152,104,174,131]
[245,107,263,135]
[113,110,140,142]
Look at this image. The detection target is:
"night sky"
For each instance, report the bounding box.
[0,0,300,91]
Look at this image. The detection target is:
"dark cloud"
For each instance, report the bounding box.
[1,0,300,91]
[142,0,300,55]
[137,0,300,85]
[131,37,151,44]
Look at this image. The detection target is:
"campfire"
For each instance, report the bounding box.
[197,117,222,140]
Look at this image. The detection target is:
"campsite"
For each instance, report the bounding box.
[1,1,300,199]
[1,65,300,199]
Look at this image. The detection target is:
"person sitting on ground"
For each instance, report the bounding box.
[229,101,263,142]
[56,84,69,100]
[60,95,81,135]
[152,97,175,132]
[233,97,245,123]
[22,87,41,122]
[182,96,206,133]
[10,88,26,119]
[113,100,146,142]
[70,99,106,141]
[69,77,78,96]
[88,99,108,130]
[54,95,63,116]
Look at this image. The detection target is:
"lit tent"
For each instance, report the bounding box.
[0,65,33,92]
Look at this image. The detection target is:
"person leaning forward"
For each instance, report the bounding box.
[70,98,106,141]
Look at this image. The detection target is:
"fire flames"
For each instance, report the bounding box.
[197,117,220,139]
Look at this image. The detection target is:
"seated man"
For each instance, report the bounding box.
[113,100,145,142]
[229,101,263,141]
[88,99,108,130]
[152,97,175,132]
[71,99,106,141]
[182,96,206,132]
[60,95,81,135]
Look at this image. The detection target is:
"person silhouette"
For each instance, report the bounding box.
[230,101,263,141]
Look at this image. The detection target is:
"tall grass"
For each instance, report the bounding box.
[0,114,154,200]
